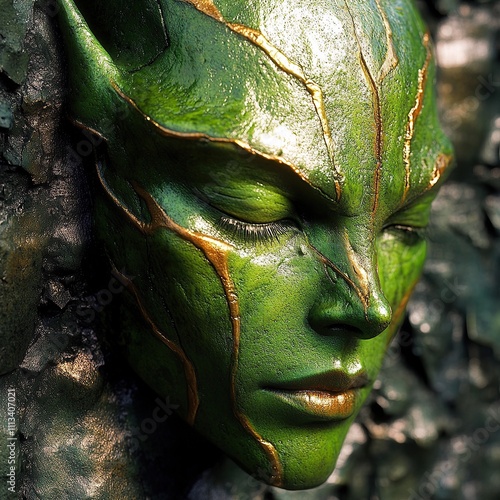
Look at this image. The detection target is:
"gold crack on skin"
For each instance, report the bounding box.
[342,230,371,318]
[110,80,335,204]
[402,33,432,201]
[344,2,383,223]
[70,118,107,141]
[96,164,200,424]
[181,0,343,200]
[113,266,200,425]
[363,50,383,221]
[95,160,147,231]
[399,152,453,207]
[227,23,343,200]
[324,262,338,287]
[429,152,453,189]
[182,0,224,21]
[307,242,368,312]
[375,0,399,83]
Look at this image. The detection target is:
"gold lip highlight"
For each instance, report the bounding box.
[269,388,359,421]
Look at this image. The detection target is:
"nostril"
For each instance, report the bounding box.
[308,289,393,340]
[323,322,388,340]
[327,324,363,336]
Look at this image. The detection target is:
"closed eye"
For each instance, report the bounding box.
[383,224,428,245]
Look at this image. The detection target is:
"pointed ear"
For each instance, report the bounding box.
[58,0,122,134]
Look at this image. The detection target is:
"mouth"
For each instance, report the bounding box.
[265,370,369,421]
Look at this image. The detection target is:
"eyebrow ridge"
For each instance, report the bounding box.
[110,80,337,206]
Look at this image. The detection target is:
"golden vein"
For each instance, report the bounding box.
[132,180,283,486]
[360,51,383,218]
[307,242,369,312]
[429,152,453,189]
[402,32,432,201]
[342,230,371,314]
[227,23,342,199]
[375,0,399,83]
[181,0,343,200]
[344,2,383,221]
[181,0,224,21]
[114,267,200,425]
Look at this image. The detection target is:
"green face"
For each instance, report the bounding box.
[59,0,453,490]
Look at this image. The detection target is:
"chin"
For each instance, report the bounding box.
[278,471,334,491]
[277,451,340,490]
[229,422,349,490]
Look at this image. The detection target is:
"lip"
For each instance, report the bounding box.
[265,370,369,421]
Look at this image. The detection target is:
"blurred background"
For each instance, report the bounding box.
[0,0,499,498]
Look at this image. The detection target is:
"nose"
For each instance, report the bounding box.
[308,261,392,340]
[363,287,393,336]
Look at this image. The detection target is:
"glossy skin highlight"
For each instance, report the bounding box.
[59,0,453,490]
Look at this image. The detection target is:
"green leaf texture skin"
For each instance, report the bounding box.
[58,0,453,490]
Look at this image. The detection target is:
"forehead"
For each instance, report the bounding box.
[117,0,452,215]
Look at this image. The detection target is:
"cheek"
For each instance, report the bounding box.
[109,223,238,425]
[377,235,427,330]
[148,232,236,382]
[229,244,321,386]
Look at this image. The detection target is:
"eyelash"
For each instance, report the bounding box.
[217,216,297,244]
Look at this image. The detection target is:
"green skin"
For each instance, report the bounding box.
[59,0,453,490]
